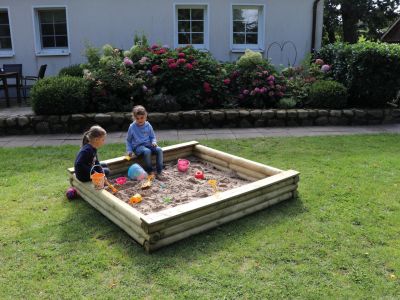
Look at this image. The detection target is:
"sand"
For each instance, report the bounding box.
[105,156,251,215]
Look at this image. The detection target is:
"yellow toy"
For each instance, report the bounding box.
[129,193,142,204]
[141,174,155,190]
[207,179,218,193]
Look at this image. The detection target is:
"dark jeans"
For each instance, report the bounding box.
[135,145,163,174]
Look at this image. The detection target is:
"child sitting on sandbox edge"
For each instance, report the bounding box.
[126,105,165,180]
[74,125,110,182]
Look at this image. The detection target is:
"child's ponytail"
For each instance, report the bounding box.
[81,125,107,147]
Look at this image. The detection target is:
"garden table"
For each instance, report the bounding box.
[0,72,22,107]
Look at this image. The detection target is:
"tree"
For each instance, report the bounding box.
[324,0,400,44]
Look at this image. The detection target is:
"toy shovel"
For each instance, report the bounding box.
[105,178,118,194]
[141,174,155,190]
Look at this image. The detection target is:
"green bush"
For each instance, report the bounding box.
[276,98,297,109]
[30,76,89,115]
[306,80,348,109]
[316,42,400,107]
[58,64,84,77]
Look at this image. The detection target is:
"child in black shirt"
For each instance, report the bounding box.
[74,125,109,182]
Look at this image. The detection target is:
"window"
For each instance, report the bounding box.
[33,7,69,56]
[0,9,13,56]
[231,5,264,51]
[175,5,208,50]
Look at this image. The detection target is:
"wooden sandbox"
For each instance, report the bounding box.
[68,141,300,252]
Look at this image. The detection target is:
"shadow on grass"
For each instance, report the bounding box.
[60,194,307,263]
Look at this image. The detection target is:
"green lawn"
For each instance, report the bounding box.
[1,135,399,299]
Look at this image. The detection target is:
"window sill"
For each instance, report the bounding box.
[0,51,15,58]
[231,48,264,53]
[35,49,70,57]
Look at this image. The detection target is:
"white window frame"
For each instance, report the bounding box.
[32,5,70,56]
[173,3,209,50]
[0,7,14,57]
[230,4,265,52]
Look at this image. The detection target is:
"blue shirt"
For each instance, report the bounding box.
[74,144,100,182]
[126,121,157,153]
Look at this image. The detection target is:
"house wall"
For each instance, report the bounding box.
[0,0,324,76]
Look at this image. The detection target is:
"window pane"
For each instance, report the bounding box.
[39,11,53,23]
[41,24,54,35]
[242,9,258,23]
[53,10,66,23]
[191,9,204,20]
[0,37,12,49]
[233,33,245,44]
[178,21,190,33]
[233,9,244,21]
[0,24,10,37]
[191,33,203,44]
[42,36,55,48]
[246,21,258,33]
[178,9,190,20]
[178,33,190,44]
[0,12,9,24]
[246,33,258,44]
[55,36,68,47]
[233,21,245,33]
[191,21,203,33]
[55,23,67,35]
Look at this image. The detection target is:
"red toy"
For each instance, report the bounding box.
[116,177,127,185]
[195,170,205,179]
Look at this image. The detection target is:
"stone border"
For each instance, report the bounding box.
[1,109,400,135]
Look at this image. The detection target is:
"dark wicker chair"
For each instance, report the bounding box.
[23,64,47,99]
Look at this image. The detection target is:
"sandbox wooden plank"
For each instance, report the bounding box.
[144,191,294,252]
[141,170,299,227]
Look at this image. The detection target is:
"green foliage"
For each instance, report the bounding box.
[30,76,89,115]
[316,42,400,107]
[58,64,84,77]
[276,97,298,109]
[282,57,332,106]
[306,80,348,109]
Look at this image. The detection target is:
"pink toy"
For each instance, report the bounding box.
[116,177,127,185]
[177,159,190,172]
[66,187,78,200]
[195,170,205,179]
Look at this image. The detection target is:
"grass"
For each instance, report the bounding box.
[1,134,399,299]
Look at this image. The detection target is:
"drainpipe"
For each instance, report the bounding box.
[311,0,323,53]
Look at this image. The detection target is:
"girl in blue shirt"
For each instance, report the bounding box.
[126,105,164,177]
[74,125,109,182]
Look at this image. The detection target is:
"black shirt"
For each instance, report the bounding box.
[74,144,100,182]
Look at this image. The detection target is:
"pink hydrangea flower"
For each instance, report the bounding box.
[168,63,178,69]
[266,75,275,81]
[185,63,193,70]
[315,59,324,65]
[142,85,148,92]
[151,44,159,50]
[203,82,211,93]
[243,89,249,95]
[167,58,175,64]
[260,87,267,94]
[139,57,148,65]
[254,87,260,93]
[156,48,167,55]
[151,65,160,73]
[321,64,331,73]
[178,52,185,58]
[123,57,133,66]
[177,58,186,64]
[223,78,231,85]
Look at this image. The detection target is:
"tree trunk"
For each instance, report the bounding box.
[341,3,359,43]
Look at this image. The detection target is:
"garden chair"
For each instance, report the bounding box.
[22,64,47,100]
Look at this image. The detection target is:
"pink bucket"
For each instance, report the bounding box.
[177,159,190,172]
